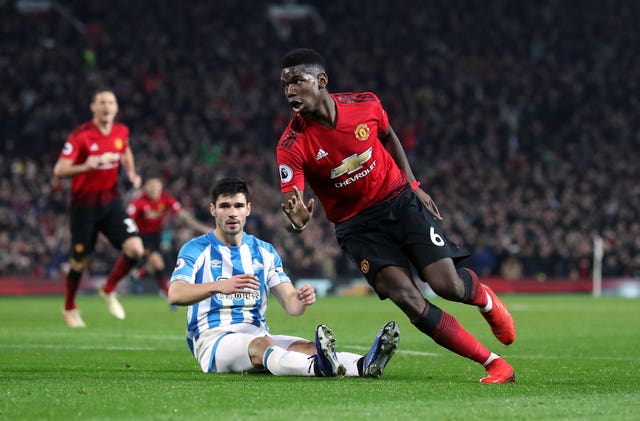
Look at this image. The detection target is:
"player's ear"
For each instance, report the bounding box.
[246,202,251,216]
[209,203,216,217]
[317,72,328,90]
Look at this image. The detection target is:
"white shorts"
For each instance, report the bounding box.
[193,324,306,373]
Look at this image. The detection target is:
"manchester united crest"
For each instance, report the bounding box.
[354,124,370,141]
[114,138,124,150]
[360,259,370,274]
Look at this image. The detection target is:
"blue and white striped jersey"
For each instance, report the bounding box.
[170,231,292,351]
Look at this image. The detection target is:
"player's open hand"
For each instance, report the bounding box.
[414,188,443,220]
[281,186,315,228]
[218,274,260,294]
[296,283,316,306]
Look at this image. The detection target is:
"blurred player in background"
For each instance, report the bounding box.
[53,88,145,327]
[276,48,516,384]
[126,175,210,303]
[168,176,399,377]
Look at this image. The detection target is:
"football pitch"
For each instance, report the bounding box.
[0,293,638,420]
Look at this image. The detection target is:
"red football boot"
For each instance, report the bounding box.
[480,358,516,384]
[480,284,516,345]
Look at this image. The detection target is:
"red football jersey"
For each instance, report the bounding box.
[126,191,182,234]
[58,121,130,207]
[277,92,407,222]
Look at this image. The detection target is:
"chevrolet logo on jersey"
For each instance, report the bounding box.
[330,147,373,179]
[99,152,121,164]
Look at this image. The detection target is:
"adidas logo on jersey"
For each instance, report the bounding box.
[90,143,99,151]
[316,149,328,160]
[252,259,264,270]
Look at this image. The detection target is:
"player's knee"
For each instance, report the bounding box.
[429,278,464,300]
[286,340,315,355]
[122,236,145,260]
[375,267,426,320]
[420,262,465,300]
[248,337,276,368]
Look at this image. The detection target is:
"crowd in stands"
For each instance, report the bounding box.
[1,0,639,282]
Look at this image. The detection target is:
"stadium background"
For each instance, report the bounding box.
[1,0,639,295]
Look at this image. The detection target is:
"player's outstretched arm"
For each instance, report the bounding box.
[271,282,315,316]
[177,210,211,234]
[53,156,100,178]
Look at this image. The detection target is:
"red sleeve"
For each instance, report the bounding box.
[59,130,84,163]
[277,143,305,193]
[277,120,306,194]
[164,192,182,213]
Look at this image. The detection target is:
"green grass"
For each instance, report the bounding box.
[0,293,639,420]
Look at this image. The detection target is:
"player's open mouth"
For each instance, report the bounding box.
[289,100,303,112]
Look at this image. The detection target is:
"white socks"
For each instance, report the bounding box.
[263,345,315,376]
[337,352,362,377]
[263,347,363,377]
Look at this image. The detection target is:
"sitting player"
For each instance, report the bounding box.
[168,176,400,377]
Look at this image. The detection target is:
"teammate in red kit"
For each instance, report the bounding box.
[54,89,145,327]
[276,48,516,384]
[126,175,210,301]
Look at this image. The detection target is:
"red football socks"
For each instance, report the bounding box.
[431,311,492,364]
[157,276,169,295]
[64,269,82,310]
[102,255,136,293]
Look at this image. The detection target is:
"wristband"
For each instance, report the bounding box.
[410,180,421,191]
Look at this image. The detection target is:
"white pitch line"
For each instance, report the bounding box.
[3,338,638,362]
[1,343,160,351]
[17,332,185,341]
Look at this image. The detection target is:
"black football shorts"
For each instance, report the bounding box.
[140,231,162,254]
[69,200,139,259]
[335,185,469,285]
